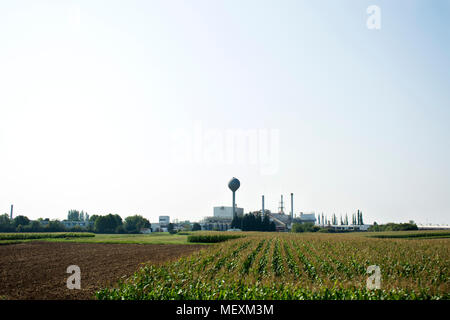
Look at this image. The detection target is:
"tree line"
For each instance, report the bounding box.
[368,222,418,232]
[231,213,276,231]
[291,221,419,233]
[67,209,89,222]
[0,211,151,234]
[0,214,69,233]
[317,210,364,226]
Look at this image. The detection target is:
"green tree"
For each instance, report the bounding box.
[269,221,276,231]
[68,210,80,221]
[0,213,10,225]
[29,220,42,232]
[13,215,30,228]
[168,223,176,234]
[112,214,123,228]
[231,213,275,231]
[46,220,66,232]
[192,223,201,231]
[368,222,418,232]
[0,213,13,232]
[94,214,123,233]
[231,215,242,229]
[124,215,150,234]
[89,215,100,223]
[292,222,319,233]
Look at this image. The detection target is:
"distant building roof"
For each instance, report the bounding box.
[298,213,316,221]
[269,213,291,224]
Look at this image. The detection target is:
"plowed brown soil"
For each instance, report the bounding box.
[0,242,204,300]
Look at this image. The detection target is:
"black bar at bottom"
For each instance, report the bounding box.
[0,300,448,318]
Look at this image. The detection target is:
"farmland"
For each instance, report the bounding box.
[0,231,448,300]
[0,241,205,299]
[97,232,450,300]
[0,232,196,245]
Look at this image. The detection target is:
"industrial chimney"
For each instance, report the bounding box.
[262,195,265,220]
[278,195,285,214]
[290,193,294,220]
[10,204,13,219]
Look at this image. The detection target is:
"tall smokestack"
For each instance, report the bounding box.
[10,204,13,219]
[279,195,284,214]
[290,193,293,220]
[262,195,265,220]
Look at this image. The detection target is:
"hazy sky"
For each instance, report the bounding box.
[1,0,449,224]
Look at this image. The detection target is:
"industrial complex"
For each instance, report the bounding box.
[7,177,417,233]
[196,177,369,232]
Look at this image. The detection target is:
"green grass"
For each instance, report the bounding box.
[0,232,213,245]
[0,232,94,241]
[48,233,195,245]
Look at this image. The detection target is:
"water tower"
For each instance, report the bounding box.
[228,177,240,219]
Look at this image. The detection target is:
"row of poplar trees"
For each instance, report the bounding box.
[317,209,364,225]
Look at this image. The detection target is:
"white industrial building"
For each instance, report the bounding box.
[329,224,371,231]
[297,212,316,223]
[199,206,244,231]
[213,206,244,218]
[149,216,170,232]
[159,216,170,226]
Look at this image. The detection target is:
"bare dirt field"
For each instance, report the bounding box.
[0,242,205,300]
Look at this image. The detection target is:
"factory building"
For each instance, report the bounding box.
[150,216,171,232]
[262,194,294,232]
[159,216,170,226]
[331,224,370,231]
[296,212,317,224]
[201,206,244,231]
[267,212,291,232]
[200,217,232,231]
[213,206,244,219]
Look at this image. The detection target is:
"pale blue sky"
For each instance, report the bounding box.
[0,1,449,224]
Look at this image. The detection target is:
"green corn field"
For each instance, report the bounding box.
[96,232,449,300]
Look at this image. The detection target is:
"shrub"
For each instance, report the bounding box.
[292,222,319,233]
[187,234,243,243]
[368,223,418,232]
